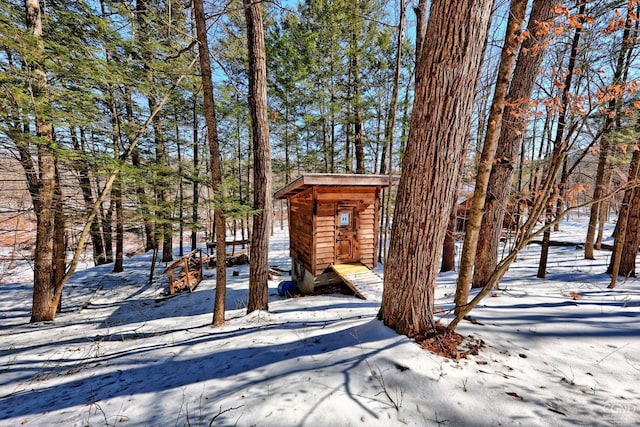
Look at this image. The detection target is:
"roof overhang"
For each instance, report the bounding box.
[274,173,398,199]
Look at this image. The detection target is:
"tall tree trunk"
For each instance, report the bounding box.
[101,0,123,272]
[244,0,273,313]
[473,0,558,288]
[113,176,124,273]
[26,0,66,322]
[380,0,405,177]
[413,0,427,65]
[537,0,585,278]
[193,0,227,326]
[350,2,365,174]
[453,0,527,316]
[617,181,640,278]
[71,128,107,265]
[441,183,459,272]
[137,0,173,262]
[595,165,613,248]
[379,0,493,337]
[380,0,406,265]
[191,94,199,252]
[608,139,640,287]
[154,114,173,263]
[125,87,155,252]
[52,159,66,314]
[585,4,633,259]
[177,122,184,257]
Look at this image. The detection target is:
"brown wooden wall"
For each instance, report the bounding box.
[313,199,336,274]
[357,193,379,270]
[288,186,381,276]
[314,187,380,275]
[288,188,314,273]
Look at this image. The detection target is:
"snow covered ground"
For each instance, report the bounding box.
[1,221,639,426]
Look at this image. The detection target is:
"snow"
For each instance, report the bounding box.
[1,221,639,426]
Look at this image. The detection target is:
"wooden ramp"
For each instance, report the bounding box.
[330,263,383,300]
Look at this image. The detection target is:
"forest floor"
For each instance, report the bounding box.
[0,220,639,426]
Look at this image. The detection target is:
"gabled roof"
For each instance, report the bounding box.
[274,173,398,199]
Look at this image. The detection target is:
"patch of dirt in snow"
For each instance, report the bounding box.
[414,322,486,360]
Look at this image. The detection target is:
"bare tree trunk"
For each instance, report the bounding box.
[191,94,199,251]
[442,153,466,273]
[413,0,427,65]
[125,88,155,252]
[536,205,552,278]
[617,183,640,278]
[586,4,633,258]
[586,137,611,258]
[71,128,107,265]
[193,0,227,326]
[595,166,613,249]
[244,0,272,313]
[473,0,558,288]
[177,122,184,257]
[453,0,527,316]
[441,196,458,272]
[350,4,365,175]
[537,0,585,277]
[26,0,66,322]
[380,0,406,265]
[52,160,66,314]
[608,126,640,286]
[100,0,124,272]
[379,0,493,337]
[608,148,640,287]
[136,0,173,263]
[113,176,124,273]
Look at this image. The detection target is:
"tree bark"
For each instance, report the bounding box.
[193,0,227,326]
[136,0,173,263]
[585,4,633,259]
[440,196,458,273]
[244,0,273,313]
[26,0,66,322]
[537,0,585,278]
[350,2,365,174]
[71,128,107,265]
[379,0,493,337]
[191,94,200,252]
[124,87,155,252]
[413,0,427,65]
[380,0,406,265]
[617,181,640,278]
[113,176,124,273]
[473,0,558,288]
[608,143,640,286]
[453,0,527,316]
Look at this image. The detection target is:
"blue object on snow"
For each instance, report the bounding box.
[277,281,297,297]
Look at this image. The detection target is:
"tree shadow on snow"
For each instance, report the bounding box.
[0,316,404,422]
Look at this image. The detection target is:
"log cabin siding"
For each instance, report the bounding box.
[312,187,379,273]
[313,199,336,274]
[276,174,395,290]
[288,188,314,272]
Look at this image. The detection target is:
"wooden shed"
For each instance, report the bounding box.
[274,174,394,294]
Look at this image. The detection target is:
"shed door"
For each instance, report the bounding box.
[335,203,359,264]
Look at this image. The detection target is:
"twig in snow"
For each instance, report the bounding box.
[372,365,402,411]
[209,405,244,427]
[596,343,629,365]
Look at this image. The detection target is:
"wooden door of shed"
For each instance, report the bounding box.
[335,202,359,264]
